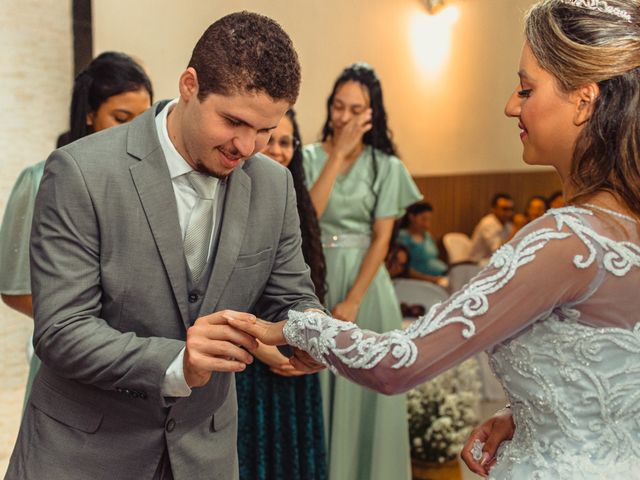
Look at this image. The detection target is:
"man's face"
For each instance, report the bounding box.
[492,198,515,224]
[179,89,289,178]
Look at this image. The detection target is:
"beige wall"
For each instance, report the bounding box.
[0,1,73,474]
[93,0,544,176]
[0,0,73,211]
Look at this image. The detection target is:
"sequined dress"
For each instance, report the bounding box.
[282,206,640,479]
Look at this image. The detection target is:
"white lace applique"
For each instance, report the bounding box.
[487,317,640,479]
[551,206,640,275]
[284,207,640,372]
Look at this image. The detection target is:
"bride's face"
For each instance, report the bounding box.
[504,42,585,178]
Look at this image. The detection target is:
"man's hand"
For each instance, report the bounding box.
[461,408,515,477]
[184,310,259,388]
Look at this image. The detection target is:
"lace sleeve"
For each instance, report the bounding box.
[283,208,614,394]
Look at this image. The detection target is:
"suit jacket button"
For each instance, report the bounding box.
[166,419,176,432]
[188,293,199,303]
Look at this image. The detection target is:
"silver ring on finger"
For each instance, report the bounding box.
[471,439,485,462]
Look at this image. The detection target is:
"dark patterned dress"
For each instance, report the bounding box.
[236,359,327,480]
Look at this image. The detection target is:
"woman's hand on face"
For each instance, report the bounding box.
[332,299,360,323]
[227,317,287,346]
[331,108,373,161]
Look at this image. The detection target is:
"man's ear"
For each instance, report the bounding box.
[573,82,599,126]
[179,67,199,101]
[86,112,94,126]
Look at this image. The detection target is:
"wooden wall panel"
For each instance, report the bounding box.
[412,170,562,241]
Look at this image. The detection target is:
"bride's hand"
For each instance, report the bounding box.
[460,407,515,477]
[289,347,325,374]
[227,316,287,346]
[251,342,308,377]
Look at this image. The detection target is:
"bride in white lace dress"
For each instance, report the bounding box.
[230,1,640,478]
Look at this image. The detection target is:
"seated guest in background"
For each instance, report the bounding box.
[385,243,410,279]
[396,202,448,287]
[469,193,514,264]
[0,51,153,406]
[236,109,327,480]
[510,195,548,238]
[548,190,565,209]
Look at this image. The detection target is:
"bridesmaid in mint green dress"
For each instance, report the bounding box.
[0,52,152,407]
[303,63,422,480]
[0,162,45,401]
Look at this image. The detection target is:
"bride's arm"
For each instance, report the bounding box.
[282,211,601,394]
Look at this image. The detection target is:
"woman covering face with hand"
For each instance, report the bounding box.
[302,63,422,480]
[235,109,328,480]
[230,2,640,478]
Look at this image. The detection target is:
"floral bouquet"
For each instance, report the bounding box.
[407,358,482,464]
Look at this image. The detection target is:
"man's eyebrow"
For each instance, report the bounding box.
[224,113,278,131]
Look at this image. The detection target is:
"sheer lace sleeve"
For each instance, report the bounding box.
[283,207,636,394]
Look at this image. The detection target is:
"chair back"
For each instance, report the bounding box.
[448,263,483,293]
[393,278,449,318]
[443,232,473,265]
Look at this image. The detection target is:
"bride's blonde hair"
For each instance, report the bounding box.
[525,0,640,219]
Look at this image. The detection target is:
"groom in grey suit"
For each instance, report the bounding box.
[6,12,322,480]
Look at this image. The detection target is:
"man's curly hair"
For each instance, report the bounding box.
[188,11,301,104]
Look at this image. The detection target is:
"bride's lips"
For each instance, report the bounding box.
[217,147,243,169]
[518,122,528,141]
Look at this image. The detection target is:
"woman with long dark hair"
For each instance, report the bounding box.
[231,2,640,478]
[302,63,422,480]
[0,51,152,403]
[235,109,327,480]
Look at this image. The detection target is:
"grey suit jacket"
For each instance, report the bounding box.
[6,103,321,480]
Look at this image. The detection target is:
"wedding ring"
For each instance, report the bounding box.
[471,439,485,462]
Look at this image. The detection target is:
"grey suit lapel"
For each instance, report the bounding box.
[201,166,251,314]
[127,104,189,326]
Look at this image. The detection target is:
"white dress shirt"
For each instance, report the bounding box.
[469,213,512,265]
[157,99,227,397]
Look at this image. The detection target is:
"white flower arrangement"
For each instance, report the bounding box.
[407,357,482,463]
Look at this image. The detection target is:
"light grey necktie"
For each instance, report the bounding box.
[184,171,217,281]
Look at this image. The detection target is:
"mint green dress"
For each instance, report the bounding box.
[303,144,422,480]
[0,161,45,405]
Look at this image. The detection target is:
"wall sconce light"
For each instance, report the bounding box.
[424,0,446,14]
